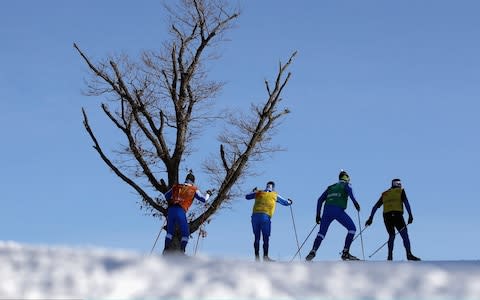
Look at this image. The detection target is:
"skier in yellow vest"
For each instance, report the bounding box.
[245,181,293,261]
[365,178,421,261]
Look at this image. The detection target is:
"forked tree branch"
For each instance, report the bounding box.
[82,108,166,214]
[190,51,297,232]
[77,1,294,241]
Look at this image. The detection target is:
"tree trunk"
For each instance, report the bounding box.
[76,1,296,257]
[162,224,184,254]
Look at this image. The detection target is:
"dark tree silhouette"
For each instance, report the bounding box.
[75,0,296,251]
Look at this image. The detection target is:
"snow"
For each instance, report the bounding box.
[1,241,480,299]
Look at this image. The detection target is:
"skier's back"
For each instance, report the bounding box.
[306,170,361,261]
[365,178,420,261]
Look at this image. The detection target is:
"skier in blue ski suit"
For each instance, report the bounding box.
[306,170,361,261]
[245,181,292,261]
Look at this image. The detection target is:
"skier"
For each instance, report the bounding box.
[245,181,293,262]
[163,171,212,254]
[365,178,421,261]
[306,170,361,261]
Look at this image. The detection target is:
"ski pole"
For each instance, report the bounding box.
[289,202,302,260]
[193,225,204,256]
[352,225,368,243]
[150,218,167,255]
[289,223,318,262]
[368,225,408,258]
[356,210,366,260]
[193,197,214,256]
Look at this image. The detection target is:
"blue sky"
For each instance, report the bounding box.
[2,0,480,261]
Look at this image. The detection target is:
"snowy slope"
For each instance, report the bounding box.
[1,241,479,299]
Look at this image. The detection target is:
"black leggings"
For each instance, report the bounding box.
[383,211,406,235]
[383,211,411,254]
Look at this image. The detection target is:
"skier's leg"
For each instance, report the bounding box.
[306,206,337,261]
[261,216,272,258]
[393,215,410,252]
[393,214,419,260]
[399,228,411,251]
[179,210,190,252]
[383,213,396,260]
[312,207,335,251]
[251,214,262,259]
[337,210,356,252]
[164,207,177,251]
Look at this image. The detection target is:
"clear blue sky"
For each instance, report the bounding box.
[2,0,479,261]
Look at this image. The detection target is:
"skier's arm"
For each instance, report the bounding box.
[276,194,291,206]
[245,192,256,200]
[365,196,382,226]
[369,197,383,219]
[346,183,360,210]
[164,189,173,201]
[316,190,328,216]
[194,190,210,203]
[402,189,413,217]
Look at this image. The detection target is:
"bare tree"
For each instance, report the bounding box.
[75,0,296,251]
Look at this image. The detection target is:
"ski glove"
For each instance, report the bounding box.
[206,190,213,196]
[252,187,258,192]
[365,217,373,226]
[316,215,321,224]
[408,215,413,224]
[288,198,293,205]
[354,201,360,211]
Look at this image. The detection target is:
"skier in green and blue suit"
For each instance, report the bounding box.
[306,170,361,261]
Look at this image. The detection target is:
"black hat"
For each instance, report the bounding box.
[266,181,275,191]
[391,178,402,188]
[185,171,195,184]
[339,170,350,182]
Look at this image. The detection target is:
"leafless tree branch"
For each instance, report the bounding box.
[77,0,296,249]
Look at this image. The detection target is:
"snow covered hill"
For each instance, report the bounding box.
[1,241,479,299]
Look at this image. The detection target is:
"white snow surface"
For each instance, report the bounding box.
[1,241,480,299]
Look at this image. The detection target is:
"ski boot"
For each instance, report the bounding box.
[407,252,421,261]
[387,252,393,261]
[255,254,260,262]
[263,256,275,262]
[305,250,316,261]
[263,248,274,262]
[341,250,360,261]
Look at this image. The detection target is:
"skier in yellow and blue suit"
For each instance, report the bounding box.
[245,181,292,262]
[306,170,361,261]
